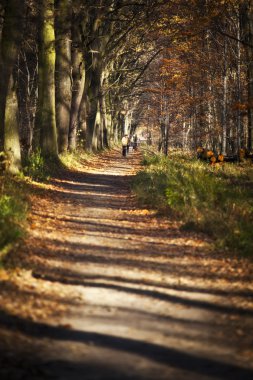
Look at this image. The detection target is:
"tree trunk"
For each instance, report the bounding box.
[247,2,253,150]
[237,10,243,153]
[84,78,93,152]
[0,1,4,44]
[0,0,25,171]
[55,0,72,153]
[101,93,109,148]
[241,0,253,150]
[100,69,111,148]
[77,91,88,148]
[222,38,228,155]
[18,42,38,155]
[85,68,101,151]
[36,0,58,157]
[4,71,21,174]
[68,21,85,152]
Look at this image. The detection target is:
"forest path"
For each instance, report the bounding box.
[1,148,253,380]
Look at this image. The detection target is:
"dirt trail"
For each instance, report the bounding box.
[1,148,253,380]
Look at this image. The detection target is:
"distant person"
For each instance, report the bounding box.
[122,134,128,157]
[126,135,130,154]
[133,134,138,150]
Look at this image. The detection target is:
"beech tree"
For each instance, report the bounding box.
[36,0,58,157]
[0,0,25,173]
[241,0,253,150]
[55,0,72,153]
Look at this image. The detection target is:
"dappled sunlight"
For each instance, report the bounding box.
[1,149,253,379]
[1,0,253,377]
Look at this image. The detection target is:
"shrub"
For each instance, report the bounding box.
[132,151,253,255]
[0,191,27,252]
[23,150,47,181]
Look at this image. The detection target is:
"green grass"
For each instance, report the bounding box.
[59,149,94,171]
[0,175,28,258]
[0,148,95,263]
[0,149,63,259]
[23,149,48,181]
[132,151,253,256]
[23,149,66,181]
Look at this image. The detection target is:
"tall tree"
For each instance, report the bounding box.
[68,5,85,152]
[55,0,72,153]
[0,0,25,173]
[36,0,58,157]
[241,0,253,150]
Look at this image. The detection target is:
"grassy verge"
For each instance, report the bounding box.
[0,148,95,261]
[0,150,59,261]
[132,150,253,256]
[0,175,28,261]
[23,149,66,181]
[59,149,95,171]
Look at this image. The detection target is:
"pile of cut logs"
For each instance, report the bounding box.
[196,147,253,164]
[197,147,224,164]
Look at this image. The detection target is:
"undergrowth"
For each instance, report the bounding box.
[1,150,61,259]
[0,175,27,258]
[23,149,65,181]
[0,148,95,262]
[59,149,94,171]
[132,151,253,256]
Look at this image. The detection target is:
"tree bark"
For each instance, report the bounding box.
[77,91,88,148]
[222,38,228,155]
[247,1,253,150]
[0,1,4,44]
[85,67,101,151]
[68,20,85,152]
[4,71,21,174]
[101,92,109,148]
[0,0,25,172]
[36,0,58,157]
[55,0,72,153]
[237,9,243,152]
[241,0,253,150]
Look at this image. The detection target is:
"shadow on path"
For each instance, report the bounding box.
[0,309,253,380]
[2,150,253,380]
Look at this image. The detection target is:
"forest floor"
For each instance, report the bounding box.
[0,148,253,380]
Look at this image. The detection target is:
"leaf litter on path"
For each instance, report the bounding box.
[0,148,253,380]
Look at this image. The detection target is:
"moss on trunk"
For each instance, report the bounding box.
[68,19,85,152]
[0,0,24,171]
[4,73,21,174]
[55,0,72,153]
[36,0,58,157]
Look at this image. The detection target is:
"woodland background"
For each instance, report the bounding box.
[1,0,253,174]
